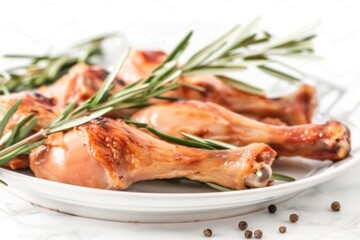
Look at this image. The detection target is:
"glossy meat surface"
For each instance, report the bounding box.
[172,76,317,125]
[132,100,351,160]
[30,118,276,190]
[37,64,108,108]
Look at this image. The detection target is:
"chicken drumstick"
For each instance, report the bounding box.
[132,100,350,160]
[29,118,276,190]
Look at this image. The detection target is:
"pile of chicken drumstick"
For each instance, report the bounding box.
[0,50,351,190]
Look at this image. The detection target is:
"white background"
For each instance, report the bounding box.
[1,0,360,239]
[1,0,360,88]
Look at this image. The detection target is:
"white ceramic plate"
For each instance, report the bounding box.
[0,120,358,223]
[0,33,359,223]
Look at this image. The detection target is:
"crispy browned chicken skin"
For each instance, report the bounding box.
[29,118,276,190]
[132,100,351,160]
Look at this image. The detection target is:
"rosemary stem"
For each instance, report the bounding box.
[0,129,47,156]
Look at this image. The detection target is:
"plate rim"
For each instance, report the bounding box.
[1,147,358,199]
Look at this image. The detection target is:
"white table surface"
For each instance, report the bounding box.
[1,0,360,239]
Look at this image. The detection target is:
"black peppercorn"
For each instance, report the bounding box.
[254,229,263,239]
[238,221,248,230]
[279,226,287,233]
[244,230,252,239]
[203,228,212,237]
[268,204,277,213]
[290,213,299,223]
[331,201,341,211]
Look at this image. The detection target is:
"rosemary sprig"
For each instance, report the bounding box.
[0,33,119,93]
[178,19,317,92]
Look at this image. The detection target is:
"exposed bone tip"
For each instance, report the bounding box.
[244,164,272,188]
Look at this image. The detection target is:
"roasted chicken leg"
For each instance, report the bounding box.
[170,76,317,125]
[132,100,351,160]
[29,118,276,190]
